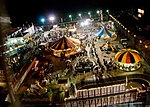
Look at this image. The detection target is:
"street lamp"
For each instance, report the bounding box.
[49,16,55,24]
[106,9,109,14]
[97,10,100,14]
[145,45,148,54]
[88,12,91,18]
[41,18,45,24]
[78,13,82,19]
[69,15,72,21]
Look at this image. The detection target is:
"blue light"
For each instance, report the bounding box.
[41,18,45,23]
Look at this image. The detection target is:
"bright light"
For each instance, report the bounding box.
[138,14,142,18]
[88,12,91,15]
[139,40,142,43]
[49,16,55,21]
[97,10,100,14]
[69,15,72,18]
[80,22,84,26]
[41,18,45,23]
[84,20,89,25]
[78,13,81,17]
[138,8,144,14]
[145,45,148,48]
[69,15,72,21]
[88,12,91,17]
[80,19,91,27]
[106,9,109,13]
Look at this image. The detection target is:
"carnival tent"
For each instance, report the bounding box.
[95,26,117,40]
[50,36,81,57]
[115,49,141,71]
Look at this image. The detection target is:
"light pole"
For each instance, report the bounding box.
[145,45,148,54]
[96,10,100,21]
[88,12,91,18]
[106,9,109,14]
[49,16,55,24]
[97,10,100,16]
[97,10,100,14]
[78,13,82,19]
[40,18,45,24]
[139,40,143,52]
[69,15,72,22]
[100,10,103,21]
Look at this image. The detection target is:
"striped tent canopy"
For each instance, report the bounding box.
[95,26,116,39]
[115,49,141,64]
[50,36,81,57]
[50,36,80,50]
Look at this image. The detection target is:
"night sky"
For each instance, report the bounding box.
[5,0,148,27]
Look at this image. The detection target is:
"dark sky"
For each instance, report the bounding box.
[5,0,148,27]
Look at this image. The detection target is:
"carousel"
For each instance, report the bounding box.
[115,49,141,71]
[50,36,81,57]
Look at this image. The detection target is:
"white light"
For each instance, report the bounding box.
[138,8,142,13]
[49,16,55,21]
[138,14,142,18]
[139,40,142,43]
[97,10,100,14]
[141,10,144,14]
[80,22,84,26]
[78,13,81,17]
[80,19,91,27]
[138,8,144,14]
[88,12,91,15]
[84,20,89,25]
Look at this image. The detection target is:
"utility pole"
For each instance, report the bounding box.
[100,10,103,22]
[0,0,16,106]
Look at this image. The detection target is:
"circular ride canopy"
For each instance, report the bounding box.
[115,49,141,71]
[50,36,81,57]
[95,21,117,41]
